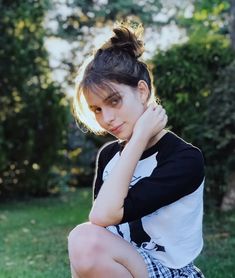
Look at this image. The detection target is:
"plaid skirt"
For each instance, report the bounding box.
[136,248,204,278]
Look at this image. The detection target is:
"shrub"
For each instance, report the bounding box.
[151,35,235,203]
[0,0,69,198]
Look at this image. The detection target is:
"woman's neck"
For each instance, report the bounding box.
[145,129,167,150]
[119,129,167,151]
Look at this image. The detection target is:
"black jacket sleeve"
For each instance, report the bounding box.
[120,147,205,224]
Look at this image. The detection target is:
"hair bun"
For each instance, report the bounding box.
[101,25,144,59]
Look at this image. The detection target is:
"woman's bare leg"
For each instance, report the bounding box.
[68,222,148,278]
[70,263,80,278]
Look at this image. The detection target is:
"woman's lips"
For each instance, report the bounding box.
[110,123,124,134]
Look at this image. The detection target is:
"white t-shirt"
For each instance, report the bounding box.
[93,131,204,268]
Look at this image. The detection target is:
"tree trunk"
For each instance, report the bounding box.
[230,0,235,50]
[221,171,235,211]
[220,2,235,211]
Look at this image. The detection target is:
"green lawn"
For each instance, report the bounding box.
[0,188,235,278]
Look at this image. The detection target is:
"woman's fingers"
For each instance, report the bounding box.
[146,104,167,124]
[133,103,168,140]
[153,105,168,130]
[153,105,166,119]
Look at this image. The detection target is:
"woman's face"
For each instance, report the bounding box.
[84,82,147,140]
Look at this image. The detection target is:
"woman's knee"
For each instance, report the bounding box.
[68,222,97,253]
[68,222,105,270]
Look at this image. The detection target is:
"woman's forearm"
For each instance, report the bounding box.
[89,133,148,226]
[89,104,167,227]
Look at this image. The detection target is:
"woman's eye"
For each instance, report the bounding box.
[94,108,101,114]
[110,98,120,106]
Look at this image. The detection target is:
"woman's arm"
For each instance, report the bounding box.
[120,144,205,223]
[89,104,167,227]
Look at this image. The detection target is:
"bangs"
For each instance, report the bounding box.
[73,84,103,134]
[83,79,121,100]
[73,77,121,134]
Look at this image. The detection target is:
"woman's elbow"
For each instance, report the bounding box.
[88,210,107,227]
[89,209,123,227]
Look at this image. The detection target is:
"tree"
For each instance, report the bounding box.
[168,0,235,208]
[218,0,235,210]
[45,0,235,205]
[46,0,192,188]
[0,0,69,198]
[206,61,235,210]
[178,0,231,39]
[230,0,235,50]
[151,36,235,204]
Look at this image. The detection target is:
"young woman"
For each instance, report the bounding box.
[68,24,205,278]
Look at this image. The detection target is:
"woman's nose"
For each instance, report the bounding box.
[102,108,115,124]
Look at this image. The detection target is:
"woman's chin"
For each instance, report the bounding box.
[109,128,132,141]
[116,133,132,141]
[113,134,126,140]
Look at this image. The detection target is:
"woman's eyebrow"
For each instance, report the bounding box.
[103,92,120,103]
[88,91,120,109]
[89,105,97,109]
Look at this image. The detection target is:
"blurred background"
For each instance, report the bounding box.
[0,0,235,276]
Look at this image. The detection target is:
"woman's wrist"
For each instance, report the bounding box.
[125,131,149,152]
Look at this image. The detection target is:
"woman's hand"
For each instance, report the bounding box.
[132,103,168,142]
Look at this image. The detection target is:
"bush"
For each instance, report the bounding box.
[0,1,69,198]
[204,60,235,200]
[151,35,235,203]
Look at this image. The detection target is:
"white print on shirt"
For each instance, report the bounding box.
[129,152,158,188]
[103,151,158,187]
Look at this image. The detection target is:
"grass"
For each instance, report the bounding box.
[196,209,235,278]
[0,189,92,278]
[0,188,235,278]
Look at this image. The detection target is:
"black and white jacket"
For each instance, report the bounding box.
[93,131,205,268]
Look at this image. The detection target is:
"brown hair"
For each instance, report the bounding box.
[74,23,156,133]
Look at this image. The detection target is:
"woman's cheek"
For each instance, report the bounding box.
[95,114,104,128]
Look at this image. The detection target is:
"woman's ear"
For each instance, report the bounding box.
[137,80,150,105]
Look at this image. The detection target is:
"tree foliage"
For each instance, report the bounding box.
[0,0,69,198]
[178,0,231,39]
[54,0,163,40]
[51,0,235,204]
[152,35,235,203]
[205,60,235,201]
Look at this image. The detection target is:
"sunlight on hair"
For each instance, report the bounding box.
[73,54,104,133]
[114,20,144,40]
[73,85,105,134]
[74,55,93,85]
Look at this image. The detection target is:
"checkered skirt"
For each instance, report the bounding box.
[136,248,205,278]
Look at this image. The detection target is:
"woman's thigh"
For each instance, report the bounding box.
[68,222,148,278]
